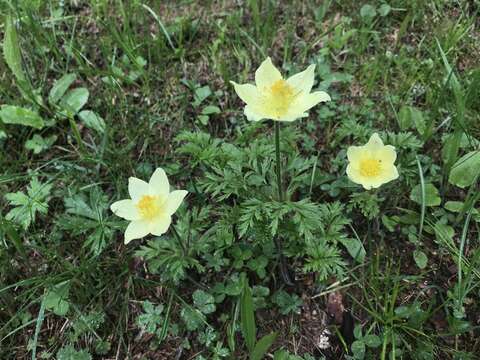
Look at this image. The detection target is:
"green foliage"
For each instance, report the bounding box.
[56,345,92,360]
[135,235,202,283]
[448,151,480,188]
[193,290,216,314]
[0,105,44,129]
[410,183,441,207]
[136,301,165,335]
[48,73,77,105]
[44,281,71,316]
[3,15,26,83]
[271,290,302,315]
[241,281,277,359]
[5,177,52,229]
[25,134,57,154]
[349,192,381,219]
[57,187,114,256]
[1,2,479,359]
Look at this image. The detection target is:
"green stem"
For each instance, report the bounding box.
[274,121,293,286]
[275,121,283,201]
[171,225,187,256]
[68,115,86,154]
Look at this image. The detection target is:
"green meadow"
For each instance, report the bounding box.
[1,1,479,359]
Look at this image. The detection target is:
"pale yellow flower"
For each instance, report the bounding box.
[230,57,330,122]
[110,168,187,244]
[346,133,399,190]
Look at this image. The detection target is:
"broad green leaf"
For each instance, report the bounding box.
[444,201,479,220]
[395,305,412,318]
[273,350,289,360]
[398,106,425,135]
[442,131,462,167]
[49,73,77,105]
[44,281,70,316]
[78,110,106,134]
[180,307,205,331]
[360,4,376,21]
[193,290,216,314]
[353,324,363,339]
[448,151,480,188]
[241,283,256,353]
[3,16,26,83]
[381,215,396,232]
[193,85,212,107]
[197,114,209,125]
[251,332,277,360]
[136,301,164,334]
[0,105,44,129]
[413,250,428,269]
[25,134,57,154]
[364,334,382,348]
[444,201,464,212]
[60,88,89,115]
[434,222,455,244]
[378,4,391,16]
[410,183,441,207]
[202,105,221,115]
[351,340,366,359]
[338,237,365,263]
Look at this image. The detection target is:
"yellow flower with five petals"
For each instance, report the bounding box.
[346,133,399,190]
[230,57,331,122]
[110,168,187,244]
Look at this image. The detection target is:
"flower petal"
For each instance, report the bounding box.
[124,220,150,244]
[128,177,149,201]
[255,57,282,89]
[366,133,384,149]
[166,190,188,215]
[150,215,172,236]
[230,82,261,105]
[347,146,367,166]
[111,199,140,221]
[297,91,331,112]
[377,145,397,164]
[346,165,365,187]
[149,168,169,197]
[280,112,308,122]
[286,64,316,94]
[379,165,399,183]
[280,91,330,121]
[244,105,265,122]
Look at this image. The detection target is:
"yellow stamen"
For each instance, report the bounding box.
[266,79,295,118]
[359,159,382,177]
[137,195,160,220]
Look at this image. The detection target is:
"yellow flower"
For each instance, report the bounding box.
[346,133,399,190]
[230,57,331,122]
[110,168,187,244]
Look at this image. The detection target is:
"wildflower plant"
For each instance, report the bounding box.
[346,133,399,190]
[230,57,330,122]
[110,168,187,244]
[230,57,331,283]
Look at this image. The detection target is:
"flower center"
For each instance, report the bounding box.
[359,158,382,177]
[137,195,161,220]
[266,79,295,118]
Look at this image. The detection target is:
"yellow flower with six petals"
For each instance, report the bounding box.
[346,133,399,190]
[230,57,331,122]
[110,168,187,244]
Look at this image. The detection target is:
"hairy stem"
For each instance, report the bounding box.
[274,121,293,286]
[275,122,283,201]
